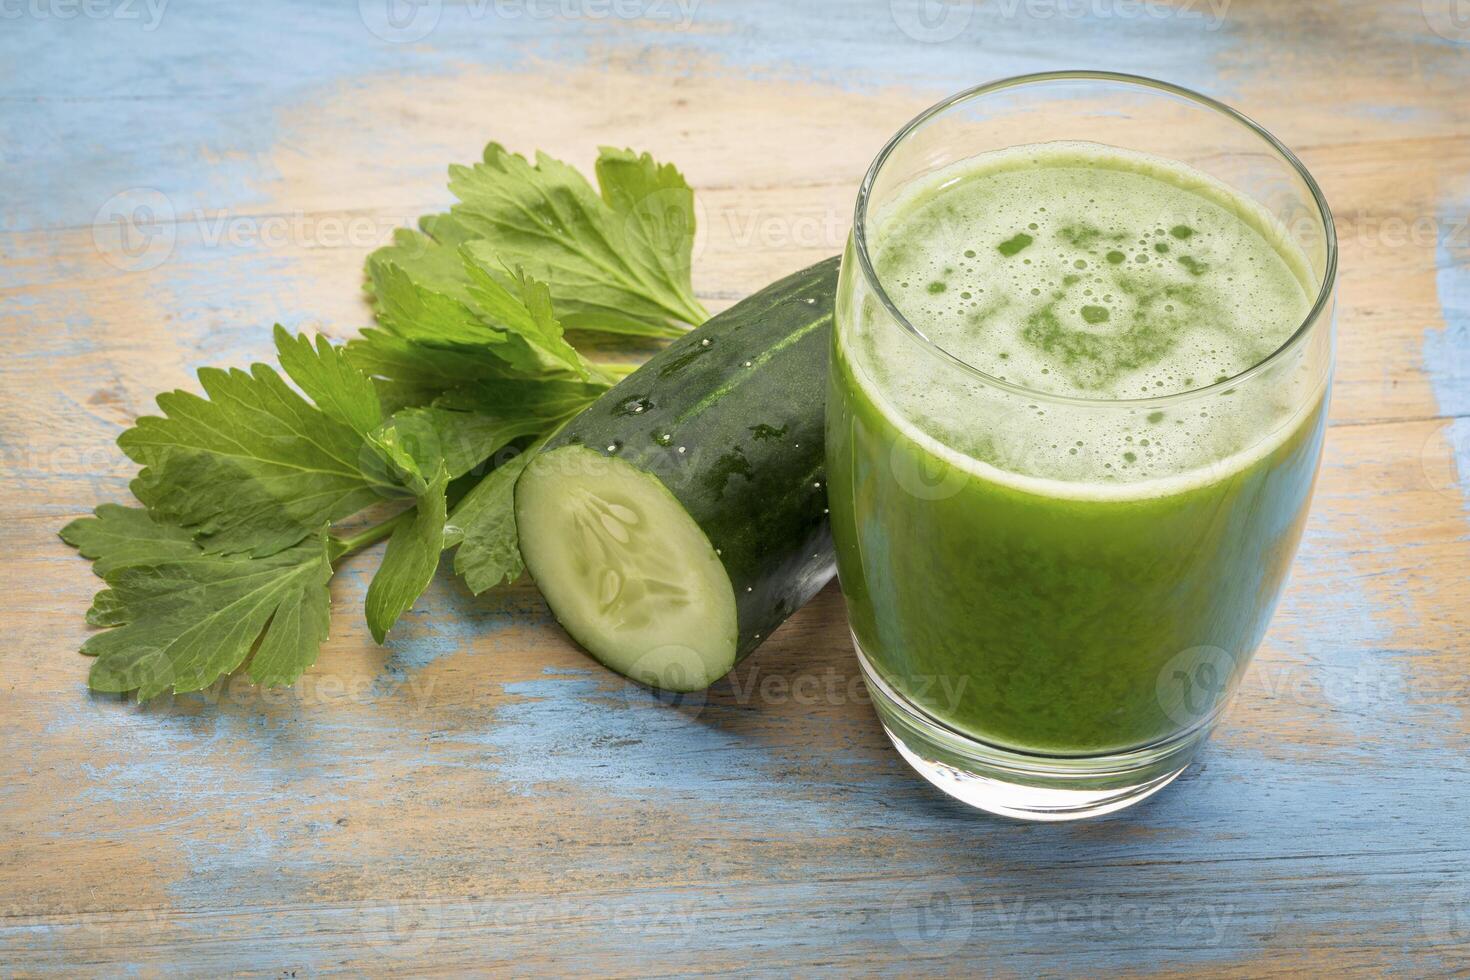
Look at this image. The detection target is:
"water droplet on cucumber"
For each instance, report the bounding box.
[616,395,653,417]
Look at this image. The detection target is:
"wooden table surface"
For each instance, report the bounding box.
[3,1,1468,975]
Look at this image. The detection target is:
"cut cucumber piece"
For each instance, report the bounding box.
[516,447,738,690]
[515,257,840,691]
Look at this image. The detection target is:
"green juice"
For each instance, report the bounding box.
[828,142,1327,755]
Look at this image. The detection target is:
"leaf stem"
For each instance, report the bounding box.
[328,509,414,562]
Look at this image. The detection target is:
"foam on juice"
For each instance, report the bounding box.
[846,141,1324,496]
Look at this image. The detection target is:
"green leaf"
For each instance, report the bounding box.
[344,326,519,412]
[378,406,547,480]
[445,143,707,335]
[366,230,503,349]
[595,145,703,320]
[363,236,603,382]
[61,505,331,699]
[433,377,607,420]
[86,589,129,628]
[364,458,450,644]
[273,325,383,435]
[121,362,388,557]
[464,264,595,380]
[353,143,708,405]
[60,503,198,576]
[448,437,545,594]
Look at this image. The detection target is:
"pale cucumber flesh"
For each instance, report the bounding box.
[515,445,739,691]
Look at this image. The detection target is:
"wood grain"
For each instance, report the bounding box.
[2,0,1467,975]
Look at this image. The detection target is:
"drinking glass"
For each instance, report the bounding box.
[827,72,1337,821]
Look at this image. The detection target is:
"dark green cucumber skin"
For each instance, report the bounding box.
[542,256,840,669]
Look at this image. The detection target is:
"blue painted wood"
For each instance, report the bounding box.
[1,0,1467,974]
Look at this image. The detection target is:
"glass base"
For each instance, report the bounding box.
[854,637,1209,822]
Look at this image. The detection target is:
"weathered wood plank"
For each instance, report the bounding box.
[2,0,1467,975]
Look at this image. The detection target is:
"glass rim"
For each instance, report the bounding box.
[852,70,1339,408]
